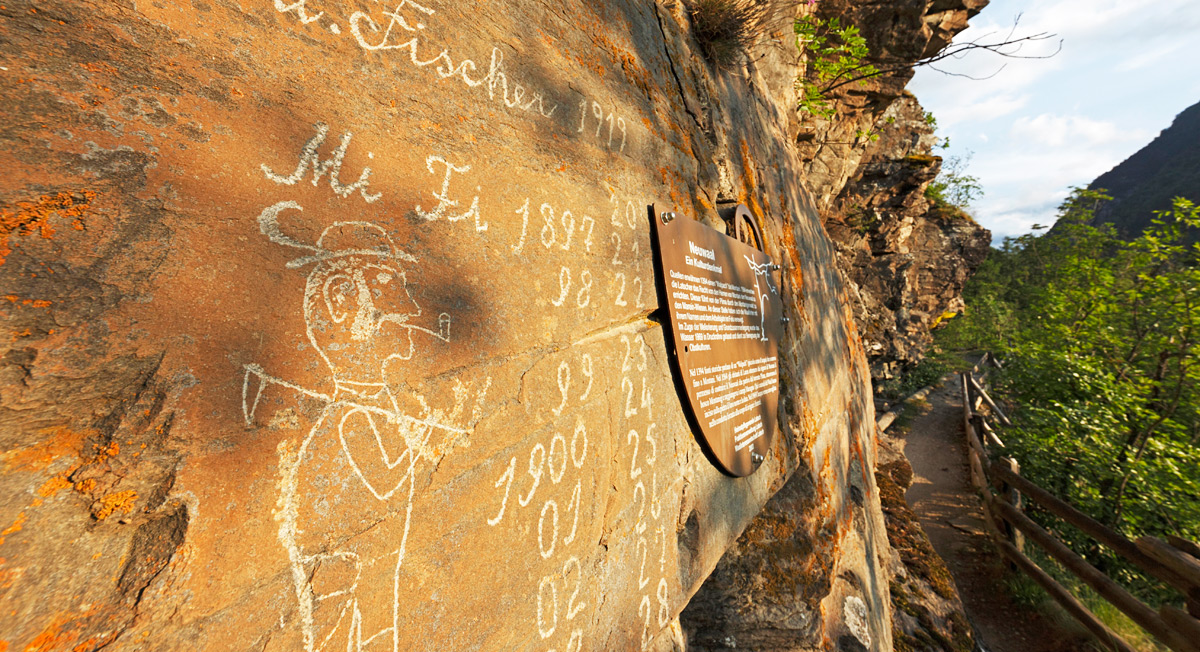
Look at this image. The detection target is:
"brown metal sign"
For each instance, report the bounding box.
[650,205,782,477]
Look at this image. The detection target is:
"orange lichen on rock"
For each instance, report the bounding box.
[572,52,606,78]
[0,190,95,264]
[36,476,72,498]
[91,490,137,521]
[778,221,808,325]
[78,61,118,76]
[100,441,119,459]
[847,427,870,498]
[657,114,696,158]
[656,166,690,217]
[22,614,80,652]
[737,141,768,221]
[739,141,757,190]
[587,29,651,95]
[0,512,26,546]
[0,428,92,473]
[5,427,140,525]
[0,561,19,592]
[19,605,124,652]
[2,296,52,308]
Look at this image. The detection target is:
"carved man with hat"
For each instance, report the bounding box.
[244,201,460,652]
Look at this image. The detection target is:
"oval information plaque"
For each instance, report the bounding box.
[650,205,783,477]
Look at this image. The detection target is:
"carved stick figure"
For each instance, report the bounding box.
[744,255,777,342]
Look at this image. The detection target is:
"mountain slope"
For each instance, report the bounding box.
[1087,99,1200,236]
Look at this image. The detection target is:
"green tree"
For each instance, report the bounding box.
[793,13,1061,119]
[925,152,983,209]
[938,190,1200,603]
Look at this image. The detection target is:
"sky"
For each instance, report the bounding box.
[907,0,1200,243]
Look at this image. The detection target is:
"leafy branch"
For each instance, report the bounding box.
[936,191,1200,602]
[794,15,877,117]
[795,12,1061,117]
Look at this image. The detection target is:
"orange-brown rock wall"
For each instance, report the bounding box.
[0,2,885,651]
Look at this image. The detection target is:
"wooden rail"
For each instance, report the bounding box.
[995,538,1138,652]
[955,365,1200,652]
[993,500,1199,652]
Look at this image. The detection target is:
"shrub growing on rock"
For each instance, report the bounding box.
[689,0,768,68]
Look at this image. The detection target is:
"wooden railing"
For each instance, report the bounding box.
[959,353,1200,652]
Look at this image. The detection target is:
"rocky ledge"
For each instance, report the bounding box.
[827,94,991,379]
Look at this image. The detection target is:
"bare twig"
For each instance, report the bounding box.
[814,14,1062,94]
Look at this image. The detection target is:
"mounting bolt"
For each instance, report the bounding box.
[751,451,764,464]
[769,263,781,271]
[781,316,790,325]
[660,211,676,224]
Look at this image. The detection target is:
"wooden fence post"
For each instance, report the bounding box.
[991,461,1200,606]
[965,352,1200,650]
[999,456,1024,555]
[994,539,1137,652]
[966,370,983,410]
[979,417,1006,449]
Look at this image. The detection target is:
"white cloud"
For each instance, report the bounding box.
[973,207,1042,241]
[963,0,1200,54]
[956,116,1156,240]
[975,188,1072,239]
[1114,41,1183,73]
[1009,114,1151,148]
[934,92,1029,129]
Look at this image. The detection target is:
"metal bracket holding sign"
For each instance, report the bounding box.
[719,202,764,252]
[650,204,783,477]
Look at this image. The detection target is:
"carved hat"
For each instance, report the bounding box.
[257,200,417,269]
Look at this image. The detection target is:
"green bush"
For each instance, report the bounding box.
[925,152,983,210]
[878,354,954,402]
[794,15,878,118]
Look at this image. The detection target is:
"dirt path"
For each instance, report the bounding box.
[895,377,1094,652]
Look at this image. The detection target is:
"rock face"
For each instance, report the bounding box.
[681,414,890,652]
[825,94,991,379]
[0,2,890,651]
[772,0,994,378]
[678,1,993,644]
[793,0,990,213]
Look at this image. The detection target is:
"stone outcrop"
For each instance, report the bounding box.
[793,0,990,213]
[698,0,995,380]
[825,94,991,379]
[0,1,893,651]
[781,0,995,379]
[681,407,888,652]
[675,1,992,648]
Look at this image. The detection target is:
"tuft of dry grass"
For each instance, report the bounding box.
[689,0,770,68]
